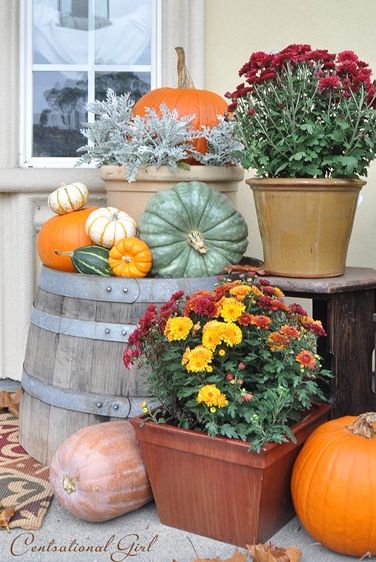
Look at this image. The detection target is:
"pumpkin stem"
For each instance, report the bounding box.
[63,475,76,495]
[187,231,207,254]
[54,249,74,257]
[346,412,376,439]
[176,47,195,89]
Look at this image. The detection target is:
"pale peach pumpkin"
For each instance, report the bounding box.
[49,421,153,522]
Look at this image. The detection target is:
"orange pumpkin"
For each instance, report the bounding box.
[291,412,376,556]
[49,421,153,523]
[109,237,152,278]
[38,207,96,271]
[133,47,228,156]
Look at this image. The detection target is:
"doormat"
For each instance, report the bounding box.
[0,410,53,530]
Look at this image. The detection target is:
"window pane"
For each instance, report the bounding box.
[33,0,88,64]
[95,72,151,102]
[33,72,87,157]
[95,0,152,65]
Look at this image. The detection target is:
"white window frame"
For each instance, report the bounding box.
[19,0,162,168]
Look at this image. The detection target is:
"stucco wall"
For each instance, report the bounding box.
[205,0,376,268]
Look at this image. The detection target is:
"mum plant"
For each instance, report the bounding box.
[226,44,376,177]
[124,277,332,452]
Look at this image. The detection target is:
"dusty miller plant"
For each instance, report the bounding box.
[77,89,240,179]
[113,105,201,181]
[77,89,133,165]
[196,116,244,166]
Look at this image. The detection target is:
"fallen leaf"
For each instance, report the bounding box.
[192,550,248,562]
[247,543,302,562]
[0,507,16,531]
[0,388,21,417]
[224,264,267,276]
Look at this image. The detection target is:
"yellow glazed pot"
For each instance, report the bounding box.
[246,178,366,278]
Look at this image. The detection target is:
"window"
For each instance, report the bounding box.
[20,0,161,167]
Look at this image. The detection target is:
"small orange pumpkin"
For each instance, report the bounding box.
[133,47,228,157]
[109,237,152,277]
[49,421,153,522]
[291,412,376,556]
[38,207,97,271]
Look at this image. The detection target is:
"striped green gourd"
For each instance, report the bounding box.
[54,245,112,276]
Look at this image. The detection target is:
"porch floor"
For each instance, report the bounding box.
[0,499,356,562]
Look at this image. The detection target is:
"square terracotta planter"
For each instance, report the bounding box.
[131,403,331,547]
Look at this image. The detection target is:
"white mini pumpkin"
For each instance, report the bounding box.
[48,182,89,215]
[85,207,137,248]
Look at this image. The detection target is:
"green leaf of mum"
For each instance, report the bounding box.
[299,123,315,134]
[289,151,307,161]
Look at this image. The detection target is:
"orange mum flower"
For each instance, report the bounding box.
[296,350,316,369]
[267,331,290,351]
[280,325,300,338]
[250,285,263,297]
[229,284,253,301]
[250,314,272,329]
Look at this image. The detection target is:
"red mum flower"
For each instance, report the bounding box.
[258,69,277,82]
[238,313,254,326]
[123,347,141,369]
[289,303,308,316]
[185,291,218,318]
[318,75,342,92]
[128,327,142,346]
[258,295,274,309]
[300,318,327,337]
[337,50,359,63]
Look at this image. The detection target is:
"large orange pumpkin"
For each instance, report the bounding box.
[133,47,228,156]
[291,412,376,556]
[49,421,153,522]
[38,207,96,271]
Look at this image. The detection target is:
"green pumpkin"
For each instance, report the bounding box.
[139,181,248,278]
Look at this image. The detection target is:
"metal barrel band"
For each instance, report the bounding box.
[21,368,132,418]
[38,265,221,304]
[38,266,141,303]
[31,305,136,343]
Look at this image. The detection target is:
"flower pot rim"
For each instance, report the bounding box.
[246,177,366,188]
[131,402,331,467]
[100,164,245,182]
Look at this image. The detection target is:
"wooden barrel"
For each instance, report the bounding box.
[19,266,221,465]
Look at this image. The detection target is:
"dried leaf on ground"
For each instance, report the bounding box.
[247,543,302,562]
[192,549,248,562]
[224,264,267,276]
[0,388,22,417]
[0,507,16,531]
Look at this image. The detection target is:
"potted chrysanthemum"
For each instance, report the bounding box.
[126,276,332,546]
[226,44,376,277]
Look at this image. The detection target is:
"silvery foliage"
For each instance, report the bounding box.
[77,89,134,165]
[114,105,201,181]
[77,89,242,181]
[196,116,244,166]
